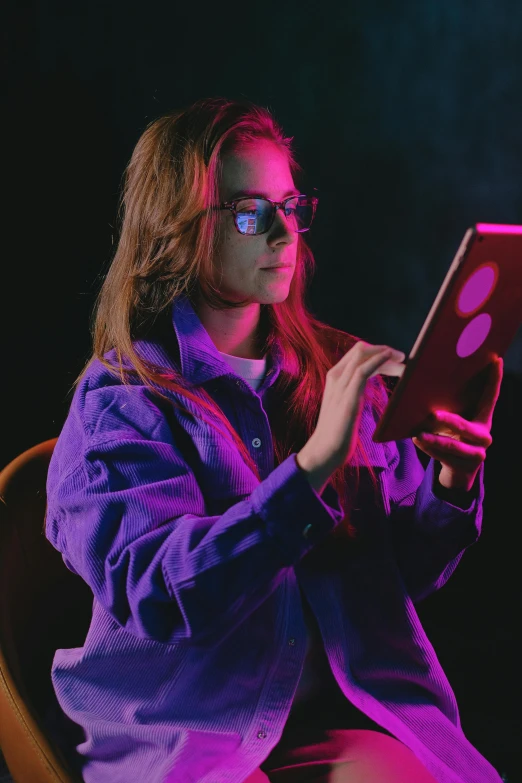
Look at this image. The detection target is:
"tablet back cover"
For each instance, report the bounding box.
[373,224,522,443]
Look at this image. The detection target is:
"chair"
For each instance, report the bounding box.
[0,439,94,782]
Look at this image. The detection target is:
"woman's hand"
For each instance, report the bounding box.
[297,341,406,494]
[412,357,504,491]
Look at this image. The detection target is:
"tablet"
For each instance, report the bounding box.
[372,223,522,444]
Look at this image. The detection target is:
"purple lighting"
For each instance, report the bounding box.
[456,313,492,358]
[456,264,498,316]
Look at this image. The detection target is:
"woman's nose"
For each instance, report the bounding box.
[267,207,297,245]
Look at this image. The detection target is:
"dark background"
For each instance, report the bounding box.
[3,1,522,779]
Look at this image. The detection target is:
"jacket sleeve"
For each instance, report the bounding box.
[385,435,485,603]
[45,384,344,647]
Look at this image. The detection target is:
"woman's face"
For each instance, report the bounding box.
[213,139,299,305]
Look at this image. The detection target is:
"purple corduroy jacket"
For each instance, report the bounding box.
[45,292,502,783]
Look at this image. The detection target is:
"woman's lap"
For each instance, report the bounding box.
[244,727,439,783]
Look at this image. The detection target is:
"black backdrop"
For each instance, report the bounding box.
[4,1,522,779]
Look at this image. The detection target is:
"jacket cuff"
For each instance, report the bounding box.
[249,453,344,564]
[431,459,481,509]
[415,457,484,532]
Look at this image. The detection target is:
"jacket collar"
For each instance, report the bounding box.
[140,292,386,466]
[171,291,283,391]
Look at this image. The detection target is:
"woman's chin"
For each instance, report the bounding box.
[256,281,293,303]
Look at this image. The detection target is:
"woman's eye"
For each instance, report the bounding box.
[236,200,260,214]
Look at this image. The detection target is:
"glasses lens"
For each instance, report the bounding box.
[285,196,316,232]
[235,199,272,235]
[234,196,317,234]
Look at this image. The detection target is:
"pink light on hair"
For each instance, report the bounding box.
[476,223,522,234]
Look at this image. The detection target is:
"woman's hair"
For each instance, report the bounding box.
[81,97,392,539]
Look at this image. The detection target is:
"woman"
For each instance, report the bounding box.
[45,97,504,782]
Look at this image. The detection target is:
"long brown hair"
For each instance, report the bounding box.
[81,97,391,538]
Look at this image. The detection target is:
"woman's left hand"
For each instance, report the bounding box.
[412,357,504,492]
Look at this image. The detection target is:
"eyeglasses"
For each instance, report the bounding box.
[217,194,318,236]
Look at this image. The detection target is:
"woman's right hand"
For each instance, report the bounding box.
[296,341,406,493]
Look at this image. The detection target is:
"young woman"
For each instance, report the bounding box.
[45,97,504,783]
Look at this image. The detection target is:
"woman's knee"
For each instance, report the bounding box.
[324,729,438,783]
[242,767,271,782]
[263,729,438,783]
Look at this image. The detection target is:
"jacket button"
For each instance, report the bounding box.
[288,638,296,646]
[252,438,261,448]
[257,730,267,739]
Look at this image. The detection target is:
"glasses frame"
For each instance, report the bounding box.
[217,194,318,236]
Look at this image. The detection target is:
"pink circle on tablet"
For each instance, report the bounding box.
[456,313,492,358]
[456,263,498,317]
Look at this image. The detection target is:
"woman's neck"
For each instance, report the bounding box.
[192,295,266,359]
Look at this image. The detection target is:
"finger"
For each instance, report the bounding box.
[412,433,486,466]
[369,356,406,379]
[427,410,492,447]
[332,344,387,379]
[335,342,401,373]
[473,357,503,427]
[412,442,484,474]
[343,348,403,385]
